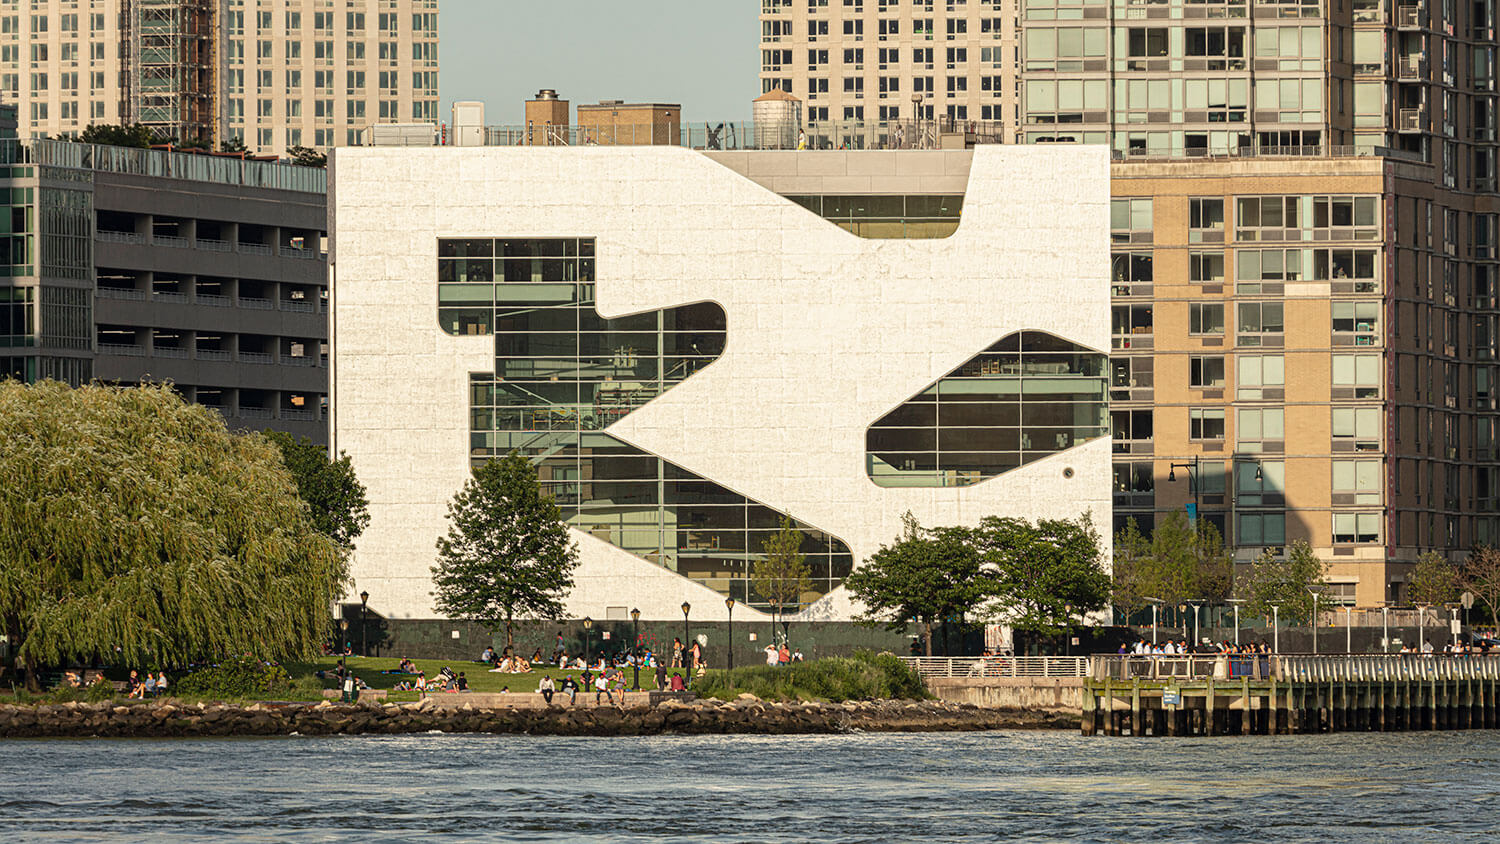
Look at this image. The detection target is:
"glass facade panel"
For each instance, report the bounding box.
[443,237,853,609]
[866,330,1108,487]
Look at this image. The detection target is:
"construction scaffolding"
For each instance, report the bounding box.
[121,0,215,145]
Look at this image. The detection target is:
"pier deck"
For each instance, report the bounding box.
[1082,654,1500,736]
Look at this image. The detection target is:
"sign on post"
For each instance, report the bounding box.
[1463,591,1476,610]
[1162,689,1182,707]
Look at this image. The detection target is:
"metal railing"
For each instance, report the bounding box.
[238,297,274,310]
[96,229,145,244]
[196,238,232,253]
[95,287,146,300]
[237,242,273,256]
[1111,144,1427,164]
[1091,654,1500,683]
[901,656,1090,679]
[474,117,1005,152]
[1280,654,1500,682]
[0,138,326,194]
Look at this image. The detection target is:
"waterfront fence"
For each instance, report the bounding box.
[900,656,1089,680]
[1090,654,1500,684]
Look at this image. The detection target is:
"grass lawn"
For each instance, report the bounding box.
[284,656,683,700]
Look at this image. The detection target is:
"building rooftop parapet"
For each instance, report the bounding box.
[466,117,1005,151]
[0,138,327,194]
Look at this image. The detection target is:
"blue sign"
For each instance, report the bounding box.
[1185,503,1198,524]
[1163,690,1182,706]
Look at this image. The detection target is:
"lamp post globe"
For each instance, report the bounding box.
[629,608,641,691]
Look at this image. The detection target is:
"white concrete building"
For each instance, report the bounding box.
[329,144,1111,622]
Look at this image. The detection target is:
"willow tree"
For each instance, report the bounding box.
[0,381,343,689]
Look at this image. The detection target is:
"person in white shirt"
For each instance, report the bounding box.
[765,644,779,666]
[538,675,555,705]
[594,672,615,705]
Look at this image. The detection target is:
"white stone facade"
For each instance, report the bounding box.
[330,144,1111,621]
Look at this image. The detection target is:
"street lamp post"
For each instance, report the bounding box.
[1167,457,1202,528]
[1415,602,1430,651]
[359,590,370,657]
[1271,604,1281,654]
[1343,604,1353,653]
[1145,597,1163,646]
[1307,587,1319,655]
[630,608,641,691]
[1380,602,1391,653]
[1448,604,1460,649]
[681,602,691,667]
[725,597,736,672]
[1189,602,1202,648]
[582,616,593,667]
[1227,599,1245,647]
[910,93,922,148]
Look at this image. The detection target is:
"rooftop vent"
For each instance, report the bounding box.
[535,89,559,100]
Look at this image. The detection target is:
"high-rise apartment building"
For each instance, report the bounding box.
[761,0,1500,606]
[0,0,438,156]
[758,0,1021,139]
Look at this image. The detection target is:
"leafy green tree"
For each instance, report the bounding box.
[1112,512,1233,616]
[1461,546,1500,626]
[287,145,327,167]
[844,513,991,656]
[1409,551,1461,606]
[78,123,155,148]
[1240,540,1328,625]
[751,516,813,643]
[0,381,341,690]
[431,451,579,652]
[262,431,369,598]
[975,513,1110,637]
[220,136,248,154]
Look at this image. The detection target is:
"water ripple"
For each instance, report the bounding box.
[2,731,1496,842]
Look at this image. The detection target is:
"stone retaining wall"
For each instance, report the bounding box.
[926,678,1085,710]
[0,697,1079,738]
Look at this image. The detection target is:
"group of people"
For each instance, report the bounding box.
[386,660,468,693]
[125,670,169,698]
[1121,640,1273,656]
[480,647,535,674]
[763,643,804,666]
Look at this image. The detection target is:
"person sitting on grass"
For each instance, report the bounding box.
[399,658,418,674]
[155,672,169,697]
[669,672,686,692]
[531,648,544,664]
[456,672,469,692]
[480,646,496,664]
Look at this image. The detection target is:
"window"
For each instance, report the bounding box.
[1127,27,1170,59]
[808,49,827,68]
[1110,198,1152,244]
[1111,252,1152,294]
[1332,406,1381,451]
[843,48,864,66]
[1113,461,1155,501]
[347,100,366,119]
[1190,408,1226,440]
[1236,408,1285,452]
[1332,354,1381,398]
[1190,303,1225,335]
[1190,198,1225,242]
[946,47,968,65]
[286,41,301,59]
[1332,459,1381,504]
[1191,356,1226,388]
[878,19,898,37]
[843,19,863,36]
[1112,409,1154,449]
[1236,355,1285,399]
[1238,512,1286,546]
[1191,252,1225,284]
[1333,512,1380,544]
[258,99,273,117]
[285,70,301,89]
[1332,301,1380,343]
[1237,302,1284,345]
[1111,304,1153,348]
[1236,460,1285,506]
[285,11,301,30]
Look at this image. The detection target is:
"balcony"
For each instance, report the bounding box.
[1396,55,1427,79]
[1398,108,1425,132]
[1396,3,1425,28]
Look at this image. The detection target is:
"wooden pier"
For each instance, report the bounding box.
[1082,655,1500,736]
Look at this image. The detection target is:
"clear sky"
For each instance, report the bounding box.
[438,0,759,127]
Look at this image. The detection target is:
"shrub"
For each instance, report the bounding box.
[694,651,929,702]
[173,655,292,699]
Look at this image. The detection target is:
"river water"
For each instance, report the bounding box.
[6,731,1498,842]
